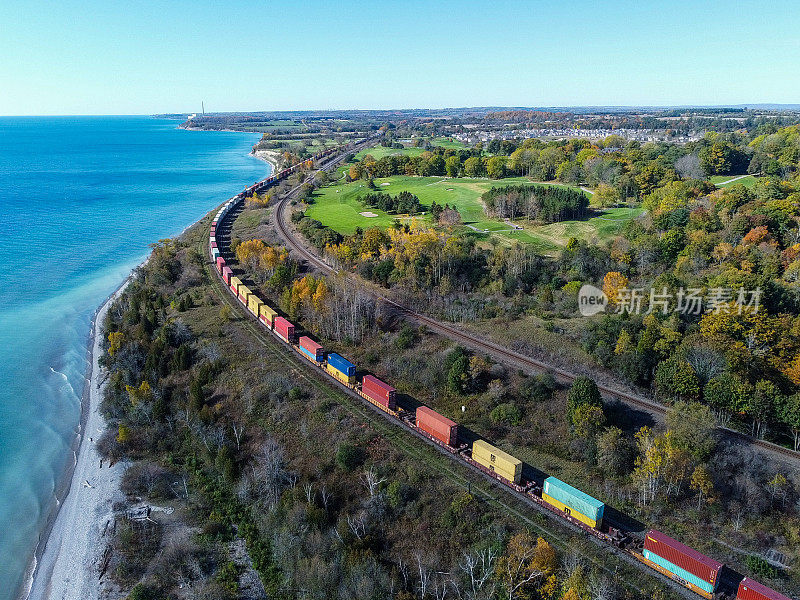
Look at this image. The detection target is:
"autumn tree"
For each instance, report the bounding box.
[690,464,715,509]
[602,271,628,306]
[108,331,124,356]
[495,532,545,600]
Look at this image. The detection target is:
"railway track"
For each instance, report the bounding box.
[269,145,800,470]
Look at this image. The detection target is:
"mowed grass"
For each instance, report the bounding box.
[710,174,758,188]
[306,174,638,253]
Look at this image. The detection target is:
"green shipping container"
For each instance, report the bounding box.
[543,477,604,522]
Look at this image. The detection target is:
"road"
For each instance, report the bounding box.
[267,145,800,472]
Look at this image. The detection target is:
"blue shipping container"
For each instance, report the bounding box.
[543,477,604,522]
[327,353,356,377]
[643,549,715,594]
[299,346,322,362]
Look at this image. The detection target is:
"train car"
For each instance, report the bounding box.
[542,477,604,529]
[237,284,252,306]
[326,353,356,385]
[641,530,722,599]
[298,336,323,363]
[737,578,792,600]
[415,406,457,446]
[216,257,225,272]
[248,293,264,317]
[274,317,295,343]
[221,266,233,285]
[211,248,220,262]
[229,276,243,296]
[471,440,522,484]
[259,304,277,329]
[361,375,396,411]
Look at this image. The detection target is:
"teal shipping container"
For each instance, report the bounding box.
[543,477,604,522]
[642,549,715,595]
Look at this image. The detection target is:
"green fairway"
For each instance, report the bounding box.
[710,174,758,188]
[305,174,638,253]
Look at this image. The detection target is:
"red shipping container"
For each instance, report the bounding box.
[737,578,791,600]
[274,317,294,342]
[216,257,225,270]
[221,266,233,284]
[299,336,323,361]
[416,406,457,446]
[211,241,218,249]
[362,375,396,409]
[644,530,722,586]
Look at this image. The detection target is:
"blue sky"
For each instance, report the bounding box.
[1,0,799,115]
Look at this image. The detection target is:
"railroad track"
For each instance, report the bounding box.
[269,145,800,469]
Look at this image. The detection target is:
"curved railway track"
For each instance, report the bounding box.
[269,146,800,470]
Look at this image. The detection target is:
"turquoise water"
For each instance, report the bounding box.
[0,116,268,598]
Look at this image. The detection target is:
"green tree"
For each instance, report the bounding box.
[567,376,602,426]
[486,156,507,179]
[444,155,460,177]
[464,156,485,177]
[780,393,800,451]
[654,359,699,401]
[666,401,717,460]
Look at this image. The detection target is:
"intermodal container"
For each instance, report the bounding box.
[326,353,356,383]
[542,477,604,529]
[216,257,225,271]
[416,406,457,446]
[210,236,216,244]
[259,304,277,328]
[274,316,294,342]
[229,276,242,295]
[362,375,396,410]
[248,294,263,316]
[211,248,220,261]
[222,266,233,284]
[643,530,722,593]
[299,336,323,362]
[210,227,216,238]
[472,440,522,483]
[238,285,252,305]
[211,241,218,249]
[737,578,792,600]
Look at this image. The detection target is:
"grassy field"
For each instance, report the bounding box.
[710,174,758,188]
[306,174,639,252]
[354,145,425,161]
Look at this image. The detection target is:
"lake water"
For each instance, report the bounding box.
[0,116,268,598]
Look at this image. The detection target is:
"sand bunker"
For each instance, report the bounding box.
[360,211,379,217]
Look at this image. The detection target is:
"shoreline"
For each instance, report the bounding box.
[22,264,141,600]
[22,149,274,600]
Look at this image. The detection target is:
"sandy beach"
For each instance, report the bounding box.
[25,281,130,600]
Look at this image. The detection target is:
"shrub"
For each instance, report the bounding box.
[490,402,522,425]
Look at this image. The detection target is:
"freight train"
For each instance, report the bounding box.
[208,142,794,600]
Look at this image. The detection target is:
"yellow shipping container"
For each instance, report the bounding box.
[229,276,242,293]
[326,363,355,385]
[472,440,522,483]
[542,493,599,528]
[248,294,263,316]
[260,304,277,327]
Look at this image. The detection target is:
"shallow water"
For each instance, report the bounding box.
[0,116,268,598]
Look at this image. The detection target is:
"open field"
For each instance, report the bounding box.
[710,174,758,188]
[306,174,639,252]
[354,145,425,161]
